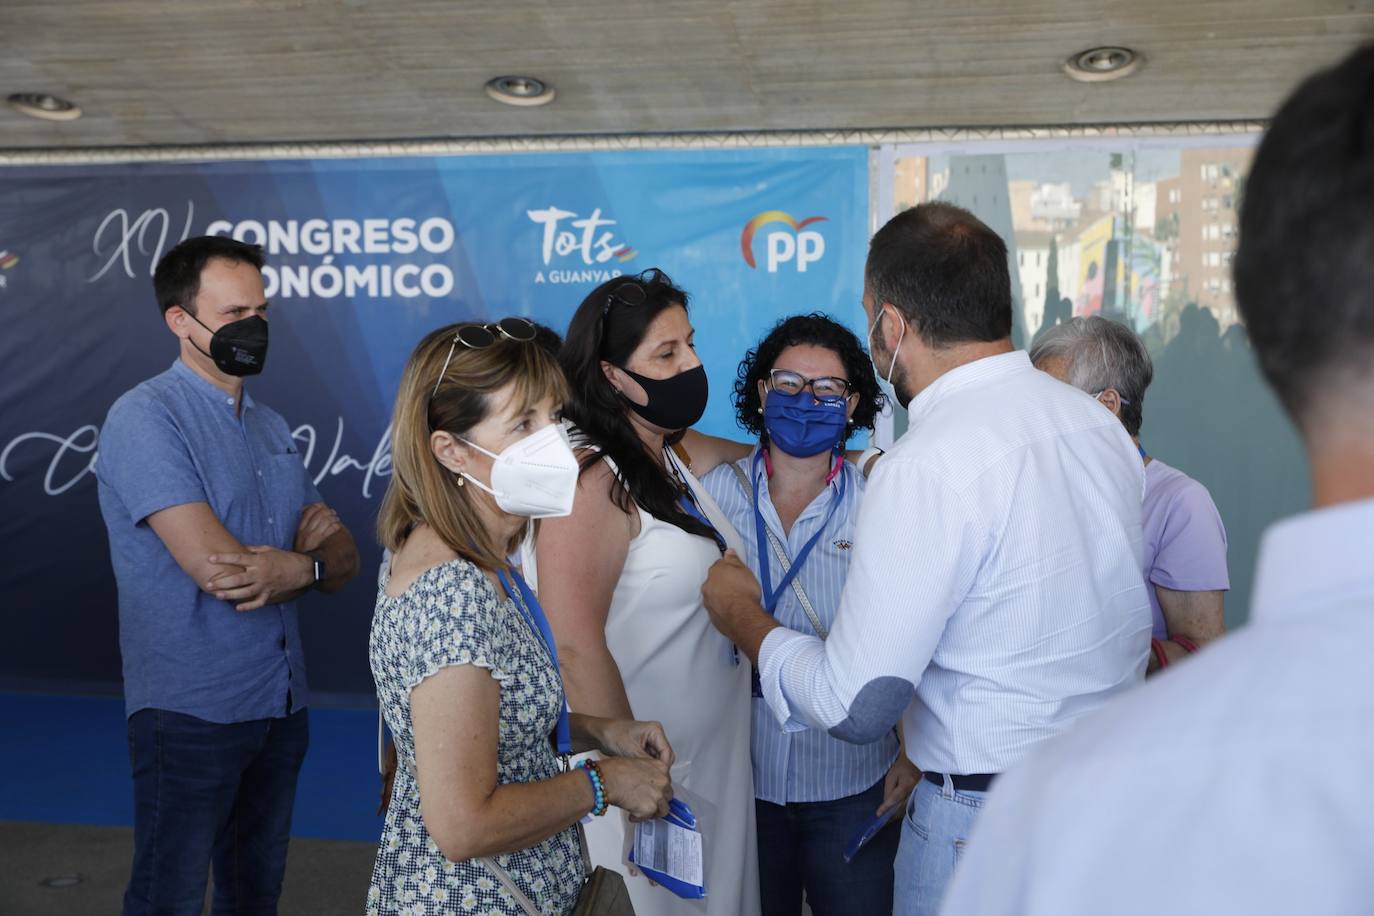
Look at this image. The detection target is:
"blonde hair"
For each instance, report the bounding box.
[377,322,570,571]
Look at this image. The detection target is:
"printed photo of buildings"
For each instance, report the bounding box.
[892,145,1254,349]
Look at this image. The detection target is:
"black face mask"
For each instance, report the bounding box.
[619,364,709,431]
[189,313,269,377]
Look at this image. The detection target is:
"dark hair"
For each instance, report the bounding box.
[153,236,266,315]
[1235,45,1374,423]
[559,269,716,542]
[733,313,885,440]
[866,202,1012,346]
[529,321,563,357]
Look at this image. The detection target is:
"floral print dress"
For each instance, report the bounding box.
[367,558,582,916]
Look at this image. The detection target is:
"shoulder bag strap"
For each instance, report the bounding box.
[478,856,541,916]
[726,463,829,640]
[479,822,592,916]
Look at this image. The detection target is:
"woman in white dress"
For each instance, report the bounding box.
[528,269,760,916]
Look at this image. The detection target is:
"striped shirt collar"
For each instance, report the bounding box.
[906,349,1030,425]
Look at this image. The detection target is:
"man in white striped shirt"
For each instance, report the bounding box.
[941,46,1374,916]
[703,201,1151,916]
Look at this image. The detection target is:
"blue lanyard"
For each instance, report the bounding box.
[750,450,847,615]
[1138,443,1148,461]
[666,445,727,553]
[495,565,571,756]
[678,491,728,553]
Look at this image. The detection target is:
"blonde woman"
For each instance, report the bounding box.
[368,319,674,915]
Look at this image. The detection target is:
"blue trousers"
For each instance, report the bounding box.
[755,777,901,916]
[893,775,988,916]
[122,707,309,916]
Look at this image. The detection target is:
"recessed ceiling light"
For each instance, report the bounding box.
[484,76,556,107]
[39,874,85,889]
[7,92,82,121]
[1063,47,1143,83]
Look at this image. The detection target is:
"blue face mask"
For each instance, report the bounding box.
[762,389,849,457]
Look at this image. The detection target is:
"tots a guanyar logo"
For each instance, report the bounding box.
[741,211,828,273]
[0,249,18,289]
[526,206,637,285]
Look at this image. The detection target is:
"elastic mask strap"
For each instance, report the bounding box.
[457,436,500,496]
[885,313,906,386]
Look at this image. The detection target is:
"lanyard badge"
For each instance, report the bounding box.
[496,566,572,759]
[750,450,847,615]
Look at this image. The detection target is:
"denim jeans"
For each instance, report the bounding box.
[122,707,310,916]
[755,777,901,916]
[893,775,987,916]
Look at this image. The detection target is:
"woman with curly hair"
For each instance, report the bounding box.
[700,313,920,916]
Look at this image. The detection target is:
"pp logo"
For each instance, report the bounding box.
[740,211,828,273]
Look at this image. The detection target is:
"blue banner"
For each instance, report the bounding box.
[0,147,869,699]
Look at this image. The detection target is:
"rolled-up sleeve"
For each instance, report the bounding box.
[755,455,989,745]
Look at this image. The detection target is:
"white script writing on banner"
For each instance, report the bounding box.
[0,425,100,495]
[1,418,390,500]
[89,203,197,281]
[292,416,392,499]
[527,207,631,266]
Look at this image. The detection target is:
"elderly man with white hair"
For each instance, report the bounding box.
[1030,315,1228,672]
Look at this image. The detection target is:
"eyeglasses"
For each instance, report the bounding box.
[601,268,668,317]
[768,368,852,399]
[432,317,537,399]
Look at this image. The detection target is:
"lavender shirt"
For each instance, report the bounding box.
[1142,458,1230,638]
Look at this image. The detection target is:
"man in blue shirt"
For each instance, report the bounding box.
[96,235,359,916]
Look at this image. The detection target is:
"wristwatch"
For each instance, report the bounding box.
[309,551,327,588]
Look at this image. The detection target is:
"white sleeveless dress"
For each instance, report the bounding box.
[524,446,759,916]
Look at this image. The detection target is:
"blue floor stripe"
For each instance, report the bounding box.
[1,693,384,843]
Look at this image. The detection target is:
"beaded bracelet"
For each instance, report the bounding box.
[577,760,608,816]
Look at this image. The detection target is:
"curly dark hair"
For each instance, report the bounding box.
[733,313,886,441]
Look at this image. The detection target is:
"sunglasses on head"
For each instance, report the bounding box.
[601,268,669,317]
[431,317,537,399]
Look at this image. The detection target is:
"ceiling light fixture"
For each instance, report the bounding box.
[7,92,82,121]
[1063,47,1142,83]
[39,874,85,889]
[484,76,556,107]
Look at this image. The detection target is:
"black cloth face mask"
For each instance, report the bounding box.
[618,364,709,431]
[189,313,269,377]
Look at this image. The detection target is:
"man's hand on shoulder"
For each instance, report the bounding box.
[702,550,777,664]
[206,546,314,611]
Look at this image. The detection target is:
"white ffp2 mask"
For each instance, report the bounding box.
[459,423,578,519]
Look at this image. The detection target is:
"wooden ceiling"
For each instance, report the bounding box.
[1,0,1370,150]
